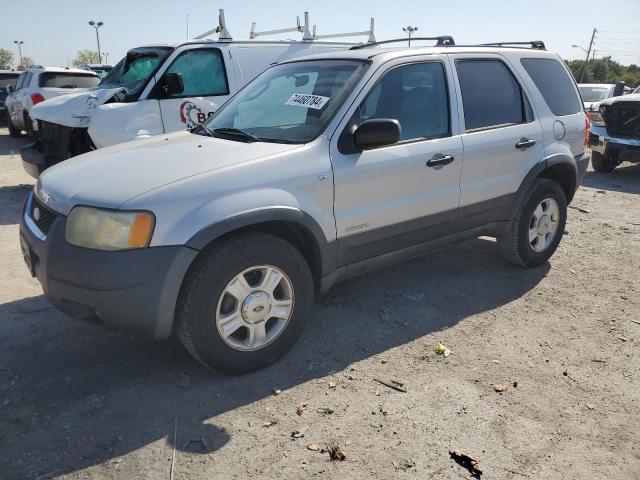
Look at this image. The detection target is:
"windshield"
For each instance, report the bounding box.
[579,86,609,103]
[39,72,100,89]
[202,60,369,143]
[0,74,19,88]
[98,47,173,98]
[90,67,112,79]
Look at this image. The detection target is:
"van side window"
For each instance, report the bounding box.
[357,62,450,141]
[456,59,532,131]
[164,49,229,97]
[520,58,582,116]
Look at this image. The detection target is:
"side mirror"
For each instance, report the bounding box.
[353,119,401,150]
[163,72,184,96]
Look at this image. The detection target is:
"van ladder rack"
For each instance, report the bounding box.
[194,9,233,41]
[479,41,546,50]
[312,18,376,43]
[350,36,455,50]
[250,11,313,41]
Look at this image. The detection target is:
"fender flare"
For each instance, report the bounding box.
[512,154,578,217]
[185,206,337,276]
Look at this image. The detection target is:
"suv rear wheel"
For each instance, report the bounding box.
[176,232,314,373]
[498,178,567,267]
[591,151,618,173]
[7,115,20,137]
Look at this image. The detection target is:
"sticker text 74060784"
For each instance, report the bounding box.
[284,94,330,110]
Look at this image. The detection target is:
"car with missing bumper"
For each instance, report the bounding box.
[587,90,640,172]
[20,37,588,373]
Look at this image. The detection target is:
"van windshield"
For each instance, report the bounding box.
[98,47,173,99]
[202,59,369,144]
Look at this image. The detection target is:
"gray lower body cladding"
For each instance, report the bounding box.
[19,194,198,339]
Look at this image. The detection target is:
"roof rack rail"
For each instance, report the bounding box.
[350,36,455,50]
[479,40,546,50]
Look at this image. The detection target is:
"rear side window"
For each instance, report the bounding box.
[164,48,229,97]
[456,59,531,131]
[520,58,582,116]
[39,73,100,89]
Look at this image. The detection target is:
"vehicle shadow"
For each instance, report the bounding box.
[0,184,32,225]
[0,238,549,479]
[582,162,640,195]
[0,129,30,156]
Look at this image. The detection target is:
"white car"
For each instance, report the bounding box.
[6,67,100,137]
[578,83,631,110]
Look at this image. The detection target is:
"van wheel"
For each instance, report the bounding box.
[7,116,20,137]
[498,178,567,267]
[591,151,617,172]
[176,232,314,374]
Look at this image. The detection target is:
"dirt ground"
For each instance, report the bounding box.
[0,127,638,479]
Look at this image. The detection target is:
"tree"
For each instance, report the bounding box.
[72,50,100,67]
[0,48,14,70]
[17,57,34,71]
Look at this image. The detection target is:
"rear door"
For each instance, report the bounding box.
[330,56,464,265]
[155,45,233,132]
[449,54,545,224]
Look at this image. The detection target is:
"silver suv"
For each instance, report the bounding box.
[19,38,589,373]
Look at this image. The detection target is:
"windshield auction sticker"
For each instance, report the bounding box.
[285,94,330,110]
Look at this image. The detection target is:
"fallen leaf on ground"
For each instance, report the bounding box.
[328,381,337,389]
[296,403,307,416]
[326,440,346,461]
[449,449,482,478]
[291,426,308,438]
[262,419,279,428]
[494,384,508,393]
[306,443,321,451]
[433,343,452,357]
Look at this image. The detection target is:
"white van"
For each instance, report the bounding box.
[22,40,357,177]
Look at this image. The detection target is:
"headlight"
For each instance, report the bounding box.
[587,107,606,127]
[66,206,155,251]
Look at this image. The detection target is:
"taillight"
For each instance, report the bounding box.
[31,93,45,105]
[584,114,590,146]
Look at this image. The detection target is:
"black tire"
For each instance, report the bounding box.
[23,112,34,138]
[7,115,20,137]
[591,151,617,173]
[176,232,314,374]
[498,178,567,267]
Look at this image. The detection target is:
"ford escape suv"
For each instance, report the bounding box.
[19,38,589,373]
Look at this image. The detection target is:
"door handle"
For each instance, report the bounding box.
[426,154,454,167]
[515,138,536,150]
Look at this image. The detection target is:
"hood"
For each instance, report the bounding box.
[30,87,126,128]
[597,92,640,108]
[36,131,300,215]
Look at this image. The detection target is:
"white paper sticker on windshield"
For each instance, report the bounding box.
[285,94,330,110]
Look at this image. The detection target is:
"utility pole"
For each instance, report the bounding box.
[578,28,597,82]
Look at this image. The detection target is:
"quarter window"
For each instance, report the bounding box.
[456,59,531,131]
[357,62,450,142]
[164,48,228,97]
[520,58,582,116]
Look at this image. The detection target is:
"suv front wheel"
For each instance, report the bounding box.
[591,151,618,173]
[176,232,314,373]
[498,178,567,267]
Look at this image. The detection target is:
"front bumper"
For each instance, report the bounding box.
[21,142,47,178]
[19,193,198,339]
[589,124,640,163]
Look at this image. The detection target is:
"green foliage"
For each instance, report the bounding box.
[0,48,14,70]
[72,50,100,67]
[566,57,640,87]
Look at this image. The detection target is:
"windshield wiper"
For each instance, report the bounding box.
[190,123,214,137]
[212,127,262,143]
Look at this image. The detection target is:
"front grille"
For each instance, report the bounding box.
[34,121,95,163]
[604,102,640,139]
[30,195,57,235]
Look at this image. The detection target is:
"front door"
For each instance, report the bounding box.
[330,58,464,265]
[157,46,232,132]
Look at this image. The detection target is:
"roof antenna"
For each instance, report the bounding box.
[250,11,313,41]
[194,8,232,41]
[312,17,376,43]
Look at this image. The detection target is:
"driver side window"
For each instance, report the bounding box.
[357,62,450,142]
[164,49,229,97]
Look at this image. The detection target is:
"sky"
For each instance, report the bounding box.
[1,0,639,68]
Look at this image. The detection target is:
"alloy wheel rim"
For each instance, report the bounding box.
[529,197,560,253]
[215,265,294,351]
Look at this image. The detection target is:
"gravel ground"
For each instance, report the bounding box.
[0,128,638,479]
